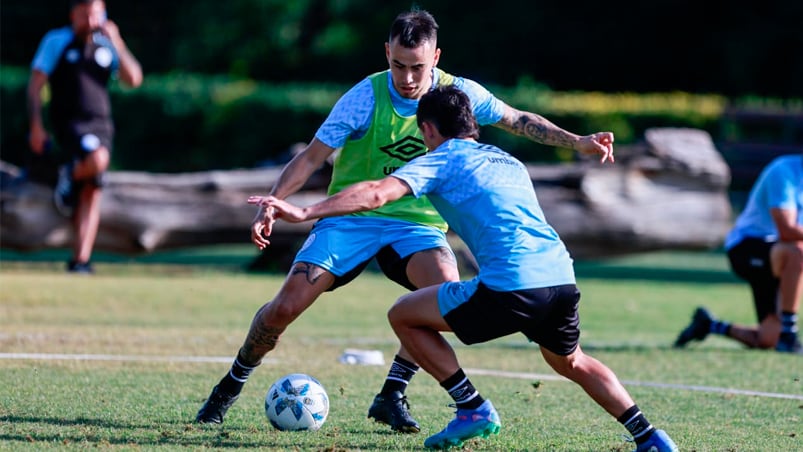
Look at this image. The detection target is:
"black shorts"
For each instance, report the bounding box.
[443,282,581,355]
[727,238,779,322]
[53,119,114,160]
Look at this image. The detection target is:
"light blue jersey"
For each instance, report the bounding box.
[31,26,120,75]
[315,71,506,149]
[392,138,576,291]
[724,154,803,249]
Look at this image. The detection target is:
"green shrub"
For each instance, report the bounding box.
[1,65,798,172]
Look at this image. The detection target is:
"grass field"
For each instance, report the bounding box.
[1,248,801,451]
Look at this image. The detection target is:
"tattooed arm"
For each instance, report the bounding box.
[494,104,615,164]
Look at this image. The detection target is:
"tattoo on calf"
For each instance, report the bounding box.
[241,323,282,363]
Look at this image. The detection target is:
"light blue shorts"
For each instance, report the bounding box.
[438,277,481,317]
[293,216,450,277]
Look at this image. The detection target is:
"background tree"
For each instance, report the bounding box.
[2,0,802,97]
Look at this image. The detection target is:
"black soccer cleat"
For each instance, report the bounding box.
[196,385,239,424]
[674,307,714,348]
[776,333,803,354]
[66,260,94,275]
[367,391,420,433]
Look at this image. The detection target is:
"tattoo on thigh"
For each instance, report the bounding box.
[434,247,457,266]
[291,263,327,285]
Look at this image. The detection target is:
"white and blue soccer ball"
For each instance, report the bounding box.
[265,373,329,431]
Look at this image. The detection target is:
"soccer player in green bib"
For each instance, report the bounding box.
[196,9,615,432]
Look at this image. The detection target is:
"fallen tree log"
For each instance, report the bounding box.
[0,128,733,263]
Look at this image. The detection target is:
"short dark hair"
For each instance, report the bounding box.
[389,9,438,48]
[69,0,99,9]
[417,86,480,140]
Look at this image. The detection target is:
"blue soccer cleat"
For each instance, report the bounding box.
[424,399,501,450]
[634,429,679,452]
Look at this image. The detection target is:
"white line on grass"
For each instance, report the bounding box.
[465,368,803,401]
[2,353,800,401]
[0,353,276,365]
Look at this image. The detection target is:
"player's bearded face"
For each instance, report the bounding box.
[386,38,441,100]
[70,0,106,37]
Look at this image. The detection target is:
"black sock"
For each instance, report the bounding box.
[217,354,258,395]
[617,405,656,444]
[710,319,731,336]
[380,355,419,394]
[440,369,484,410]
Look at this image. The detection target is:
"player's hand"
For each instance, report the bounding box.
[249,204,276,250]
[574,132,615,164]
[29,125,49,154]
[248,195,309,224]
[98,19,122,42]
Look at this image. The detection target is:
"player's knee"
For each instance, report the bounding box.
[789,243,803,268]
[775,241,803,266]
[387,301,405,326]
[83,146,110,171]
[541,347,579,377]
[93,145,110,163]
[754,338,776,349]
[755,328,779,349]
[263,299,303,326]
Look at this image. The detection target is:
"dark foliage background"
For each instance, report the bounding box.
[1,0,800,185]
[3,0,802,97]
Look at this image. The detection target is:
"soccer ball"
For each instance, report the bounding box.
[264,373,329,431]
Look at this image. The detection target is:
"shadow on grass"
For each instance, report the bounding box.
[0,415,403,450]
[475,338,753,355]
[0,245,257,267]
[574,263,739,285]
[2,247,743,286]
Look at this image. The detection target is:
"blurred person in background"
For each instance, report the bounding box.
[27,0,142,274]
[675,153,802,354]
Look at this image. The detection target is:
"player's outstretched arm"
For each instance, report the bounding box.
[248,177,411,223]
[494,104,615,163]
[270,138,335,200]
[248,138,337,249]
[250,205,276,250]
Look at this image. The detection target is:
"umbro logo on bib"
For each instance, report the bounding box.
[379,136,426,162]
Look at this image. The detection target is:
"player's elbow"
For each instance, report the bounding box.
[120,67,144,88]
[363,181,394,210]
[366,191,389,210]
[125,72,143,88]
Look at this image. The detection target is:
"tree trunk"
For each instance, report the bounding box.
[0,128,732,263]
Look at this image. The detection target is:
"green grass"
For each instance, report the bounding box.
[1,249,801,451]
